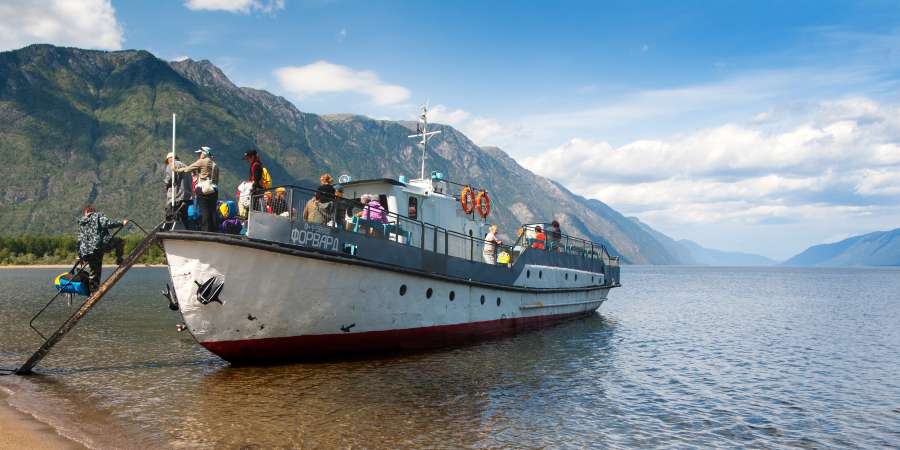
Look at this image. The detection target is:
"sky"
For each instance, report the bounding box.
[1,0,899,259]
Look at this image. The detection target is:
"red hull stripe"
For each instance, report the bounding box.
[201,310,593,362]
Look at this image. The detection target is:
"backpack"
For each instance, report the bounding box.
[260,167,272,189]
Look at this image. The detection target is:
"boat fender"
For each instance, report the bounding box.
[475,191,491,218]
[460,186,475,214]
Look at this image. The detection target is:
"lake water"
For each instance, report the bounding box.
[1,266,899,448]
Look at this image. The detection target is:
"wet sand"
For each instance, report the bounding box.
[0,391,85,450]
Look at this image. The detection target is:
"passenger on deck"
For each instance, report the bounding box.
[243,150,264,195]
[77,206,128,292]
[175,146,219,232]
[358,194,388,223]
[303,186,333,224]
[164,152,191,229]
[319,173,335,196]
[272,187,289,216]
[259,191,271,213]
[483,224,502,264]
[548,220,562,252]
[333,185,352,228]
[531,225,546,250]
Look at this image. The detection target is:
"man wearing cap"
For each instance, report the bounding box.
[164,152,192,229]
[243,150,264,192]
[175,146,219,232]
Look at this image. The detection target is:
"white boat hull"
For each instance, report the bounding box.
[164,238,610,362]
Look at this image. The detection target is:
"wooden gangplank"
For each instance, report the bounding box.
[16,230,159,375]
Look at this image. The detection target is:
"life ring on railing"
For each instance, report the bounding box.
[475,191,491,218]
[460,186,475,214]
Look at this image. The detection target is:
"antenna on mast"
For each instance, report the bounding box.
[407,101,441,179]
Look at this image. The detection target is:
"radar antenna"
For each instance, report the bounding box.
[408,102,441,179]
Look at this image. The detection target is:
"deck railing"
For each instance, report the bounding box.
[248,186,616,275]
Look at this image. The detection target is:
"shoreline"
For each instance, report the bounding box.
[0,264,167,269]
[0,389,86,450]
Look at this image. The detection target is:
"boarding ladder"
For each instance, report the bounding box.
[16,224,160,375]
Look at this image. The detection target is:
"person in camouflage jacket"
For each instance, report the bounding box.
[77,206,128,291]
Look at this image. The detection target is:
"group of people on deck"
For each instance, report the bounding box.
[163,146,391,235]
[481,220,563,265]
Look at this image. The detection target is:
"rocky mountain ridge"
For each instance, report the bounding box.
[1,44,737,264]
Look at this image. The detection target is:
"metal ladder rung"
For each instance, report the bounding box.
[16,228,159,375]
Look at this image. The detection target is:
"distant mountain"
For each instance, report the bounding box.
[627,217,774,266]
[677,239,775,266]
[783,229,900,267]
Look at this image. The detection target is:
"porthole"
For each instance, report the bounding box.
[539,271,543,279]
[565,273,569,280]
[399,285,407,296]
[496,297,502,306]
[449,291,455,301]
[575,274,578,281]
[526,270,531,278]
[426,288,433,299]
[480,295,485,305]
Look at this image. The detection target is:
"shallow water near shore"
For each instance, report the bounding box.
[1,266,899,448]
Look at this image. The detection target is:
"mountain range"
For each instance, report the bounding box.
[0,44,774,265]
[782,228,900,267]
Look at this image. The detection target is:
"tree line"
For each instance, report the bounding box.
[0,235,166,265]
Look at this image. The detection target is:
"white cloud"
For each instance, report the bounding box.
[274,61,410,106]
[427,104,510,146]
[0,0,123,51]
[184,0,285,14]
[522,97,900,255]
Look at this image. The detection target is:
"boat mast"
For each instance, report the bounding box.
[408,102,441,179]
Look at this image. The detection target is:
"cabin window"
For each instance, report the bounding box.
[426,288,433,299]
[408,196,418,220]
[480,295,485,305]
[496,297,502,306]
[378,194,390,214]
[399,285,407,296]
[449,291,455,301]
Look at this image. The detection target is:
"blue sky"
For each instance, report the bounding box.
[2,0,899,259]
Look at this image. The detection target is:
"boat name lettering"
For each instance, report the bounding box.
[291,224,339,251]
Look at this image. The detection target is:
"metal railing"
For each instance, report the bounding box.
[248,186,615,273]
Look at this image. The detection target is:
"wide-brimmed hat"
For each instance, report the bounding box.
[195,146,212,156]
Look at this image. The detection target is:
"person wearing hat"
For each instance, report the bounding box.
[175,146,219,232]
[164,152,192,229]
[243,150,264,193]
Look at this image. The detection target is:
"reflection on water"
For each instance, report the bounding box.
[2,266,899,448]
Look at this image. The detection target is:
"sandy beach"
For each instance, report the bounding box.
[0,390,85,450]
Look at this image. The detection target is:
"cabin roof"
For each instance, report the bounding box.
[340,178,406,187]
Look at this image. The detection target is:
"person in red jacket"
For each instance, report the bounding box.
[532,225,546,250]
[243,150,265,212]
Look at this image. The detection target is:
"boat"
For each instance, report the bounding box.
[156,106,620,363]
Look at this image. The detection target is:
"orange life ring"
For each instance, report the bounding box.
[475,191,491,218]
[460,186,475,214]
